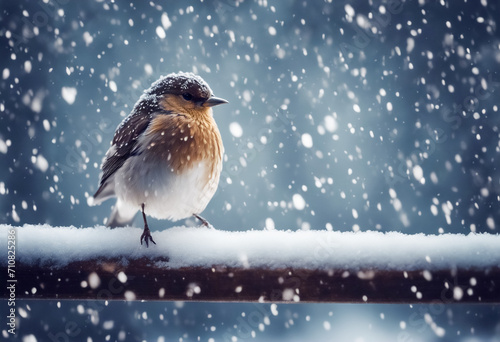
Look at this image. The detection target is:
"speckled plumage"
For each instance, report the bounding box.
[92,72,227,246]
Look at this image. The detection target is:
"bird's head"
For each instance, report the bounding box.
[147,72,227,119]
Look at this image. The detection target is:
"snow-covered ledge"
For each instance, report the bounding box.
[1,225,499,303]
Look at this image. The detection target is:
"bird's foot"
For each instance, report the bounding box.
[140,225,156,247]
[193,214,215,229]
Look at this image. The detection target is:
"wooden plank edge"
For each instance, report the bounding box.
[1,258,499,303]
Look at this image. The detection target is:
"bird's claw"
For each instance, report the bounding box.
[193,214,215,229]
[202,221,215,230]
[140,226,156,247]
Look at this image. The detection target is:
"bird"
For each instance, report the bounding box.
[91,72,227,247]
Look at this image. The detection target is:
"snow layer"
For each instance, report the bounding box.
[1,225,499,270]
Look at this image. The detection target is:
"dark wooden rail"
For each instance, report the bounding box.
[1,225,499,303]
[2,258,499,303]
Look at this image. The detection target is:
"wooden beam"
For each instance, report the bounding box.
[2,225,499,303]
[2,259,499,303]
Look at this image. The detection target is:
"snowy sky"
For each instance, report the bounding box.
[1,1,499,237]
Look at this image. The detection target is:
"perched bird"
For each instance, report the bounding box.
[92,72,227,247]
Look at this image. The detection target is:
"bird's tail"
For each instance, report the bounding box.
[107,199,138,228]
[91,181,115,206]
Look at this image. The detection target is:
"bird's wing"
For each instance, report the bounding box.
[93,110,152,201]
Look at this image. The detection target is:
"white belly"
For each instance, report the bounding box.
[113,155,220,221]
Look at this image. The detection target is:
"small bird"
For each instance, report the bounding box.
[92,72,227,247]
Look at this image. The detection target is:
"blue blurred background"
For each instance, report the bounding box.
[1,0,499,340]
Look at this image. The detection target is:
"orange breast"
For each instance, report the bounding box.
[146,114,223,182]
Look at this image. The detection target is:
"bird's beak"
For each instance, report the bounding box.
[203,96,228,107]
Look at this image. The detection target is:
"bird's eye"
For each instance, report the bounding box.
[182,93,193,101]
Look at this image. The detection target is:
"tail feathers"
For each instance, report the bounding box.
[107,200,138,228]
[91,182,115,206]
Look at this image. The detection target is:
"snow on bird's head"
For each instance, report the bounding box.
[146,72,213,100]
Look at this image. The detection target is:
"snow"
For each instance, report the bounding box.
[83,31,93,46]
[24,60,32,74]
[161,13,172,30]
[0,139,7,154]
[229,122,243,138]
[33,154,49,172]
[42,119,50,131]
[265,217,275,230]
[301,133,313,148]
[10,210,20,223]
[1,225,499,271]
[61,86,77,105]
[344,4,355,17]
[108,80,118,92]
[292,193,306,210]
[324,115,338,132]
[412,165,424,183]
[156,26,166,39]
